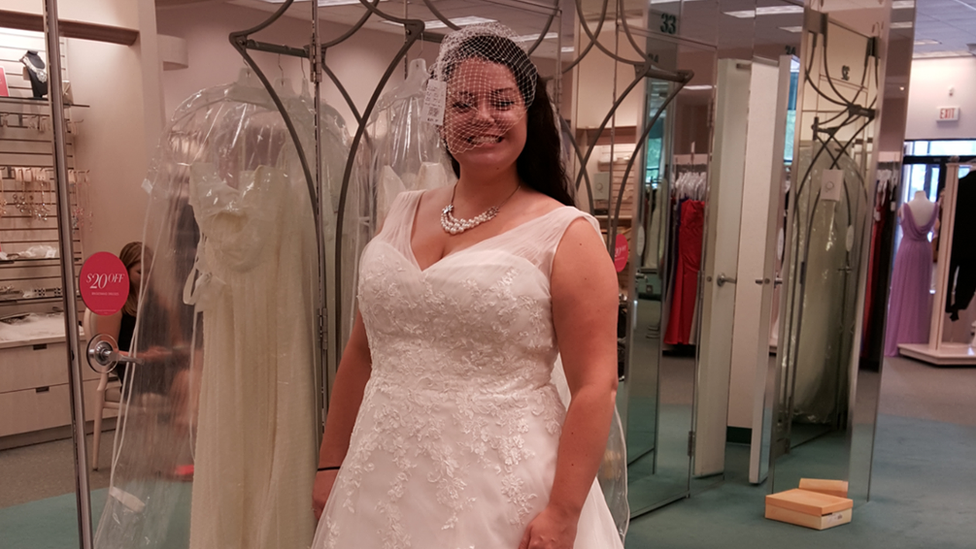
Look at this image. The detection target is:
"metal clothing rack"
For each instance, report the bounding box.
[222,0,698,386]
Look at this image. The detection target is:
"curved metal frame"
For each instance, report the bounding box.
[223,0,695,396]
[776,10,882,467]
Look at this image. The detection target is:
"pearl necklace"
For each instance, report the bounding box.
[440,183,521,235]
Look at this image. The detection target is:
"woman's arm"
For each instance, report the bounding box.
[312,310,373,519]
[520,218,619,549]
[94,311,123,346]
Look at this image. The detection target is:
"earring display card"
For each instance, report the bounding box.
[0,68,8,97]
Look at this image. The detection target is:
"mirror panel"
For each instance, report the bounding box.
[770,0,895,500]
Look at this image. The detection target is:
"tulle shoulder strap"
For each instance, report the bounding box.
[508,206,602,279]
[376,190,423,244]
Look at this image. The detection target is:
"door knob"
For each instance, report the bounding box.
[716,273,737,287]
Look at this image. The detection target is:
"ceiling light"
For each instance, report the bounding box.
[780,26,803,33]
[683,85,713,91]
[914,39,940,46]
[724,5,804,18]
[892,0,914,8]
[513,32,558,42]
[755,6,804,15]
[912,50,972,59]
[260,0,383,5]
[890,21,913,29]
[382,15,496,29]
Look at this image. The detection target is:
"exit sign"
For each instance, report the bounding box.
[938,107,960,121]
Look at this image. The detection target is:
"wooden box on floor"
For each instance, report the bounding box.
[765,489,853,530]
[799,478,849,498]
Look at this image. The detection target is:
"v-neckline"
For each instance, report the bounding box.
[405,191,567,273]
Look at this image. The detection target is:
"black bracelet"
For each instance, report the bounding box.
[317,466,340,472]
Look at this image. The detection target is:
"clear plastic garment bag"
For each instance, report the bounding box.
[342,58,454,342]
[93,72,341,549]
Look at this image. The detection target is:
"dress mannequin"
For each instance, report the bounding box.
[20,51,47,98]
[905,190,935,226]
[884,191,939,356]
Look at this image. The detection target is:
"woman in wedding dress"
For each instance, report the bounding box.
[311,24,624,549]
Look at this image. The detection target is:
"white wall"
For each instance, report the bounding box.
[905,57,976,140]
[572,26,642,129]
[154,4,437,129]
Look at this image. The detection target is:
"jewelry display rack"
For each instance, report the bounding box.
[0,93,85,318]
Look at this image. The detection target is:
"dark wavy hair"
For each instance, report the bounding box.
[444,35,574,206]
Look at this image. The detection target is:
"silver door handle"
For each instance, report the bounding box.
[716,273,737,287]
[86,334,144,374]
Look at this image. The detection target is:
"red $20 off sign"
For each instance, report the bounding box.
[80,252,129,315]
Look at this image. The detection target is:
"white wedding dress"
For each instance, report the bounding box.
[312,190,625,549]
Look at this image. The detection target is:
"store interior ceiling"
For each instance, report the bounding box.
[155,0,976,59]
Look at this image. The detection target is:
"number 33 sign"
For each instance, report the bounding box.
[80,252,129,315]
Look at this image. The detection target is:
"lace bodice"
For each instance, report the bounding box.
[315,190,613,549]
[359,190,597,397]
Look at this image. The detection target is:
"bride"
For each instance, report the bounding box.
[311,23,624,549]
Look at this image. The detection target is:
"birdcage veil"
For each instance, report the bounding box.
[426,23,538,156]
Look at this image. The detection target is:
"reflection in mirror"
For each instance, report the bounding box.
[684,0,756,496]
[620,24,717,515]
[770,1,899,502]
[570,0,707,516]
[740,0,803,486]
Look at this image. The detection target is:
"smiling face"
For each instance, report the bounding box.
[443,58,528,174]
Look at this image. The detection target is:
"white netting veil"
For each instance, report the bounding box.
[428,23,538,156]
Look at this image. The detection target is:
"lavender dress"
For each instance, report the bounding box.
[884,202,939,356]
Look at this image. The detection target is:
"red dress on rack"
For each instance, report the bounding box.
[664,199,704,345]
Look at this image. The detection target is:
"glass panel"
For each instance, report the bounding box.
[0,23,85,548]
[770,0,896,502]
[743,0,803,486]
[595,13,719,513]
[689,0,756,493]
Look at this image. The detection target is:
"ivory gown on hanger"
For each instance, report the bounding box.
[187,163,318,549]
[313,189,624,549]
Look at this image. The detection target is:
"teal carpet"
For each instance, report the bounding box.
[2,414,973,548]
[626,413,976,548]
[0,489,106,549]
